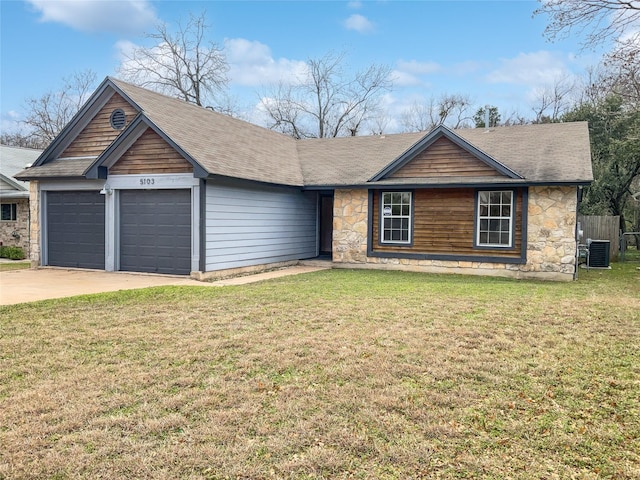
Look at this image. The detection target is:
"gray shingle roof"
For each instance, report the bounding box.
[296,122,593,186]
[456,122,592,184]
[111,79,303,186]
[111,79,592,186]
[16,157,95,179]
[297,133,424,186]
[17,78,593,187]
[1,145,42,189]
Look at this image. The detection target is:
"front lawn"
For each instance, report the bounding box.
[1,265,638,479]
[0,261,30,272]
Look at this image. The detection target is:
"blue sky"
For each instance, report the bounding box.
[1,0,610,135]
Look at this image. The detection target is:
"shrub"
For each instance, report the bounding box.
[0,246,26,260]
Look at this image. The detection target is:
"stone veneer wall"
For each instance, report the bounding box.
[333,186,578,281]
[28,181,40,267]
[0,197,30,254]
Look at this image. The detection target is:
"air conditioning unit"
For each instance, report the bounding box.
[587,239,610,268]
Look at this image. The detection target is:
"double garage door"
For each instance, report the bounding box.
[46,189,191,275]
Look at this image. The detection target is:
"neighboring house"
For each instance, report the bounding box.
[16,77,593,281]
[1,145,42,254]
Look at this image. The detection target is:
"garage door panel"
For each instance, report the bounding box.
[47,191,105,269]
[119,189,191,275]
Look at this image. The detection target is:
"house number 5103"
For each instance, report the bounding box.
[140,178,155,186]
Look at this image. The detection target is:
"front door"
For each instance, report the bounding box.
[319,194,333,256]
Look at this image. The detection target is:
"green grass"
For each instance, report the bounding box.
[621,245,640,262]
[0,261,30,272]
[1,264,638,479]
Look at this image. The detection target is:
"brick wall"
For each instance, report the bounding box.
[0,197,30,255]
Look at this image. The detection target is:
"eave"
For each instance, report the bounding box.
[0,173,28,191]
[302,179,592,191]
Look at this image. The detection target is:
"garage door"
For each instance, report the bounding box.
[46,191,105,269]
[120,189,191,275]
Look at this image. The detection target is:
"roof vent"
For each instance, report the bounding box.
[109,109,126,130]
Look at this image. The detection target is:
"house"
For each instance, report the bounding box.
[1,145,42,254]
[16,77,593,281]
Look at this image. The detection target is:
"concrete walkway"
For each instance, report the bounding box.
[0,264,329,306]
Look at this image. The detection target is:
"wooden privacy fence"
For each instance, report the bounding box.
[577,215,620,260]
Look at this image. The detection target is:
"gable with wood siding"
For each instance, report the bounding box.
[389,137,506,179]
[61,93,138,158]
[110,128,193,175]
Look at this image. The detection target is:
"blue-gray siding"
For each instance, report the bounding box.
[204,181,317,271]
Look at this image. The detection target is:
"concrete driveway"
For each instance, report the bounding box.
[0,265,328,306]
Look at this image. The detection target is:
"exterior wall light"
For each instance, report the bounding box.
[100,184,113,195]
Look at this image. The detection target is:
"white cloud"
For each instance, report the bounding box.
[116,37,309,92]
[449,61,483,76]
[396,60,441,76]
[344,14,374,34]
[115,39,137,59]
[390,70,424,87]
[391,60,441,87]
[485,51,570,86]
[347,1,363,9]
[1,111,25,135]
[26,0,157,35]
[115,39,165,82]
[224,38,308,87]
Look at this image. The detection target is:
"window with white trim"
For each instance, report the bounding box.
[476,190,513,247]
[1,203,17,221]
[381,191,412,244]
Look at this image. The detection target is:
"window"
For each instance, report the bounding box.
[476,190,513,247]
[381,191,412,244]
[1,203,17,221]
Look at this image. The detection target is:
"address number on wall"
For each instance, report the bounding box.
[139,178,156,186]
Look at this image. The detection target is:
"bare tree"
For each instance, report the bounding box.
[0,131,46,149]
[530,75,577,123]
[400,94,474,132]
[368,112,393,135]
[437,94,475,129]
[501,110,530,126]
[575,65,610,106]
[400,99,439,133]
[118,11,228,108]
[535,0,640,49]
[260,83,305,139]
[21,69,97,148]
[604,32,640,107]
[260,52,393,138]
